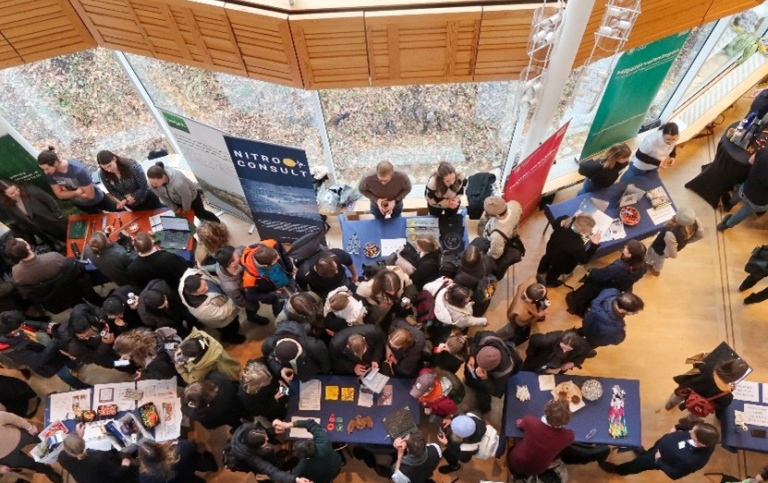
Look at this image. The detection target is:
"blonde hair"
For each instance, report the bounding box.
[197,222,230,254]
[114,328,159,366]
[388,327,414,349]
[601,143,632,170]
[240,359,273,394]
[415,235,440,254]
[570,214,596,235]
[329,291,351,312]
[63,434,86,460]
[347,334,368,358]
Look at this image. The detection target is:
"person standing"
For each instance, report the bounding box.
[59,424,136,483]
[478,196,524,279]
[577,142,632,194]
[620,122,680,182]
[579,289,644,348]
[128,232,190,289]
[272,418,342,483]
[438,413,487,474]
[537,214,601,287]
[392,430,442,483]
[147,161,221,223]
[599,422,719,479]
[84,230,136,286]
[665,358,749,420]
[358,160,412,219]
[37,146,117,213]
[645,207,703,276]
[521,330,592,373]
[718,150,768,231]
[463,331,521,413]
[96,150,163,211]
[507,399,574,477]
[179,269,245,345]
[214,245,271,325]
[0,179,67,246]
[425,161,466,217]
[497,276,549,345]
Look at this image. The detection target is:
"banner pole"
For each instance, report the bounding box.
[521,0,596,160]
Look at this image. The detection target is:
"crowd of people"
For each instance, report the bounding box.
[0,128,758,483]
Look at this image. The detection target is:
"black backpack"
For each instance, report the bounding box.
[466,173,496,220]
[287,229,327,268]
[745,245,768,275]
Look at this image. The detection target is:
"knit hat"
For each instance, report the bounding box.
[273,339,301,362]
[483,196,507,216]
[476,346,501,371]
[410,372,436,398]
[675,207,696,227]
[450,415,476,438]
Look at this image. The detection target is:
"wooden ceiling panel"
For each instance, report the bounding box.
[365,7,482,86]
[290,12,370,89]
[475,5,537,81]
[70,0,155,56]
[0,36,23,69]
[703,0,763,23]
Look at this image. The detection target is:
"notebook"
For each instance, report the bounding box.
[382,407,417,440]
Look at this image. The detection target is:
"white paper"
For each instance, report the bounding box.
[744,403,768,427]
[362,368,390,394]
[83,422,118,451]
[762,384,768,403]
[299,380,322,411]
[358,390,374,408]
[93,382,138,412]
[289,417,321,439]
[538,375,555,391]
[575,199,613,237]
[380,238,407,257]
[733,381,761,403]
[137,379,177,404]
[647,205,676,225]
[153,397,182,441]
[49,390,92,422]
[600,218,628,242]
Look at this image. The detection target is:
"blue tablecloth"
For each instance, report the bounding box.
[544,172,676,259]
[286,375,420,445]
[722,385,768,453]
[503,371,642,448]
[338,213,469,273]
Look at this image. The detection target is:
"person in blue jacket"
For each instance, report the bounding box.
[579,289,644,348]
[599,422,719,479]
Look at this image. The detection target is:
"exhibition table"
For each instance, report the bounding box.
[721,382,768,453]
[286,375,420,445]
[503,371,642,449]
[338,212,469,273]
[545,171,676,259]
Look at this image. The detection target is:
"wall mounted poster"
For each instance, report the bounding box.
[580,31,690,159]
[223,135,324,241]
[505,121,570,222]
[158,110,252,220]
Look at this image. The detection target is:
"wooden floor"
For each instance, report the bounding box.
[14,94,768,483]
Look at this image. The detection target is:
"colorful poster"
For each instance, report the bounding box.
[223,135,324,241]
[158,110,252,220]
[505,121,570,222]
[580,31,690,159]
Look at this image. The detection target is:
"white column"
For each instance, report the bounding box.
[521,0,597,158]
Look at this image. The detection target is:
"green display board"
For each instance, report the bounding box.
[0,134,50,192]
[580,31,690,160]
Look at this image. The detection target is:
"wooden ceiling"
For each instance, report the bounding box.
[0,0,761,88]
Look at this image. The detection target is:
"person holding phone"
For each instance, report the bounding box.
[238,359,290,422]
[537,214,601,287]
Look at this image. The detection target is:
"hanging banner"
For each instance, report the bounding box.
[505,121,570,222]
[0,132,50,192]
[224,135,324,241]
[580,31,690,159]
[158,110,252,220]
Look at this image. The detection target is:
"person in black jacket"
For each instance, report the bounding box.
[382,318,425,378]
[580,289,644,349]
[139,439,217,483]
[59,425,136,483]
[261,320,331,382]
[537,214,601,287]
[101,285,143,331]
[136,279,196,338]
[0,180,68,247]
[718,149,768,231]
[438,413,487,474]
[238,358,289,422]
[328,324,386,376]
[463,331,521,413]
[453,245,497,291]
[577,143,632,194]
[113,328,182,383]
[410,236,442,291]
[599,422,719,479]
[224,423,311,483]
[295,249,357,300]
[521,330,592,373]
[182,371,245,430]
[565,239,647,316]
[430,329,469,374]
[58,303,126,371]
[665,358,749,419]
[128,232,189,290]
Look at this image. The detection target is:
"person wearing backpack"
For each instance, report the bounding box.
[241,241,296,316]
[437,413,487,474]
[497,276,549,345]
[410,368,464,418]
[261,320,331,382]
[464,331,522,413]
[179,269,245,345]
[382,319,425,378]
[214,245,271,325]
[507,398,574,477]
[478,196,524,280]
[579,289,644,349]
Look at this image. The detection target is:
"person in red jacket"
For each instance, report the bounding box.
[508,398,575,476]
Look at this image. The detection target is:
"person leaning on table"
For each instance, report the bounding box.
[58,423,136,483]
[0,411,62,482]
[358,160,412,219]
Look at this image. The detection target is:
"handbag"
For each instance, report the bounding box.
[675,388,729,417]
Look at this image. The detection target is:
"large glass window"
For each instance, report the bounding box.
[0,49,164,165]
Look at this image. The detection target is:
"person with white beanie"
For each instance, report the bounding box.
[645,207,704,276]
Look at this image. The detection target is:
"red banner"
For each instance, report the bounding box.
[504,121,570,222]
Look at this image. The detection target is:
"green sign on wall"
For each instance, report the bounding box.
[0,134,50,191]
[580,31,690,160]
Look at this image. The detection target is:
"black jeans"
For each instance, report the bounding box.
[614,448,660,476]
[219,317,242,342]
[76,194,120,214]
[190,192,221,223]
[128,190,165,211]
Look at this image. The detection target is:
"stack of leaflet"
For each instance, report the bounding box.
[646,186,671,208]
[405,217,440,246]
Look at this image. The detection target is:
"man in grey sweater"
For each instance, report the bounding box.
[358,160,412,219]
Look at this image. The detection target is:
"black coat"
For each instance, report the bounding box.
[137,279,196,337]
[328,324,386,375]
[262,321,331,381]
[464,331,521,397]
[673,361,733,418]
[383,319,426,378]
[411,251,442,291]
[538,216,599,280]
[237,361,288,422]
[1,185,67,245]
[59,449,137,483]
[128,250,189,290]
[226,423,296,483]
[182,371,244,429]
[522,331,592,372]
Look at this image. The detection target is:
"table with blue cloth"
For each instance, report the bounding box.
[545,171,676,259]
[503,372,642,449]
[338,212,469,273]
[286,375,420,445]
[721,383,768,453]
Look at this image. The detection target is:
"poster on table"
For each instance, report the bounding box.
[158,110,252,220]
[223,135,324,241]
[580,31,691,160]
[504,121,570,222]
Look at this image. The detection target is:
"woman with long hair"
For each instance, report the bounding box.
[84,230,136,286]
[645,207,703,276]
[621,122,680,182]
[138,439,217,483]
[522,330,592,373]
[0,179,67,246]
[425,161,466,217]
[113,327,182,382]
[577,142,632,194]
[97,150,163,211]
[146,161,220,223]
[537,214,601,287]
[194,221,230,270]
